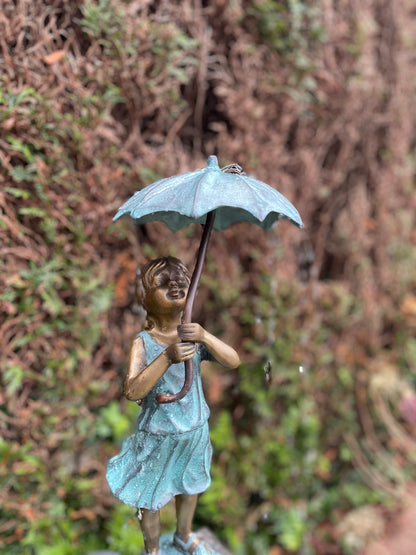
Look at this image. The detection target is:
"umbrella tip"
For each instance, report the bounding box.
[206,155,219,168]
[113,209,124,222]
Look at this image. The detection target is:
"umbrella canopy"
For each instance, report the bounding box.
[113,155,303,230]
[114,155,303,404]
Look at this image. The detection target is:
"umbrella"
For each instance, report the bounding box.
[114,155,303,403]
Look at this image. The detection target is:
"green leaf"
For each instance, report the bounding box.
[5,186,31,199]
[276,507,306,551]
[96,401,131,440]
[19,206,47,218]
[9,165,37,182]
[4,364,24,395]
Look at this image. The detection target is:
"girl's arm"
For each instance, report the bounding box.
[178,324,240,369]
[124,337,196,401]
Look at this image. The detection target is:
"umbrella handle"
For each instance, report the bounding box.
[156,211,216,404]
[156,358,195,404]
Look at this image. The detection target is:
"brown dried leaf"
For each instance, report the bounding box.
[43,50,65,64]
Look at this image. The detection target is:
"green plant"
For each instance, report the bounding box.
[246,0,325,101]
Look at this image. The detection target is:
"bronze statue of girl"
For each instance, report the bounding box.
[106,256,240,555]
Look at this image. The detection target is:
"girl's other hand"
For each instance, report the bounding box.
[177,323,205,343]
[165,342,196,364]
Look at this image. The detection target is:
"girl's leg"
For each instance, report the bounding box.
[139,508,160,554]
[175,494,198,543]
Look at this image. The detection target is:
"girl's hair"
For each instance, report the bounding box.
[136,256,190,330]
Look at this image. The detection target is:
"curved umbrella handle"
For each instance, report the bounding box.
[156,211,216,404]
[156,359,195,404]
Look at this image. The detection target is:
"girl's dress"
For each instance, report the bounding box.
[106,331,212,512]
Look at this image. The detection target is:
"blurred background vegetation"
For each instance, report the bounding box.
[1,1,416,553]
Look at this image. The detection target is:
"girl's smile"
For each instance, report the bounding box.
[145,270,189,314]
[166,280,186,300]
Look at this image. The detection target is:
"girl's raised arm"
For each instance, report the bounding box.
[202,330,240,369]
[178,324,240,369]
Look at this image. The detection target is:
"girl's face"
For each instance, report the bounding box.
[144,267,189,315]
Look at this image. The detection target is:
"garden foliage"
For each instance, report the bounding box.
[1,1,416,553]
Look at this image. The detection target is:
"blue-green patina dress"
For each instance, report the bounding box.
[106,331,212,512]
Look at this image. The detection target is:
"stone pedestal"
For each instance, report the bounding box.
[193,527,232,555]
[149,528,232,555]
[89,527,232,555]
